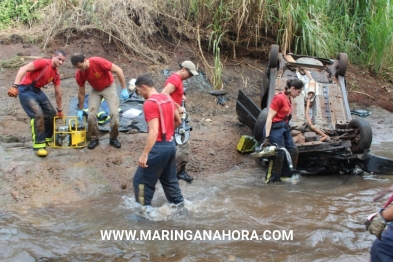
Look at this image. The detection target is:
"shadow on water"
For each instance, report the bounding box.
[1,164,393,260]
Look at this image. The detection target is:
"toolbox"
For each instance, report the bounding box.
[236,135,257,153]
[52,116,87,148]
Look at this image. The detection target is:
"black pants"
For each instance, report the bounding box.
[133,141,184,206]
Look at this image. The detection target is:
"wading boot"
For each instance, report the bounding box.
[176,165,194,183]
[265,151,285,183]
[34,148,48,157]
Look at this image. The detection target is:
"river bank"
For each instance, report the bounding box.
[1,35,393,211]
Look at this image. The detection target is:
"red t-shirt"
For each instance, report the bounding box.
[164,74,183,106]
[270,92,292,122]
[75,57,114,91]
[20,59,60,88]
[144,94,176,142]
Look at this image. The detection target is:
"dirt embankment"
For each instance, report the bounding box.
[1,35,393,210]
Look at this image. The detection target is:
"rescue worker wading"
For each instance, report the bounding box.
[8,50,66,157]
[162,61,199,183]
[262,79,304,183]
[133,74,184,207]
[70,53,129,149]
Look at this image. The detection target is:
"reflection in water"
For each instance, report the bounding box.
[1,167,392,261]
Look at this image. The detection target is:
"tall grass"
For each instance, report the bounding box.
[2,0,393,78]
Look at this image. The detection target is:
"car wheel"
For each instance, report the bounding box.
[254,108,269,142]
[347,118,372,154]
[268,44,279,69]
[336,53,348,77]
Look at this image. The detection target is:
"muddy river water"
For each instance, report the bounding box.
[1,143,393,261]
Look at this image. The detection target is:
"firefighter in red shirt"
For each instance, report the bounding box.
[70,53,128,149]
[8,50,66,157]
[162,61,199,183]
[133,74,184,207]
[262,79,304,183]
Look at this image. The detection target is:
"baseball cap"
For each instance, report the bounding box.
[181,61,199,76]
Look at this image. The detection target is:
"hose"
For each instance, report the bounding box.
[279,147,293,169]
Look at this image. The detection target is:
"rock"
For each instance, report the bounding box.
[0,135,20,143]
[0,38,11,45]
[10,34,23,44]
[208,148,216,156]
[11,191,19,199]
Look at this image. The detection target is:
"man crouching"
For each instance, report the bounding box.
[133,74,184,207]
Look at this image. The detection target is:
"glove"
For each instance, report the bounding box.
[262,136,271,148]
[120,89,129,100]
[77,109,84,121]
[365,211,387,240]
[7,85,19,98]
[56,109,64,118]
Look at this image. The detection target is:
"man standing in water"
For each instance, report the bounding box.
[162,61,199,182]
[8,50,66,157]
[133,74,184,207]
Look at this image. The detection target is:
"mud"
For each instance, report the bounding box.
[1,36,393,210]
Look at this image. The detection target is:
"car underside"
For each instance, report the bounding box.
[236,45,393,175]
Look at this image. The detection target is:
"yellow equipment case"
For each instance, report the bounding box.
[236,135,256,153]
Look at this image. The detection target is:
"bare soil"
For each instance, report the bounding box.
[1,35,393,210]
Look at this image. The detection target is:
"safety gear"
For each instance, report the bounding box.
[87,139,99,149]
[77,109,84,121]
[147,95,175,141]
[251,145,277,158]
[34,148,48,157]
[265,150,285,183]
[175,101,192,145]
[109,139,121,148]
[176,165,194,182]
[365,212,386,240]
[133,141,183,206]
[261,136,271,148]
[56,109,64,118]
[120,89,129,100]
[8,86,19,97]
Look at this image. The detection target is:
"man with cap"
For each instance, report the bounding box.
[162,61,199,183]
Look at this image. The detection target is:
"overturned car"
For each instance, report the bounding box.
[236,45,393,175]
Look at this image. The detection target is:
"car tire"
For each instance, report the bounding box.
[347,118,372,154]
[254,108,269,142]
[336,53,348,77]
[268,44,279,69]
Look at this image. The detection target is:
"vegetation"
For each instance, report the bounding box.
[0,56,25,69]
[0,0,51,29]
[1,0,393,88]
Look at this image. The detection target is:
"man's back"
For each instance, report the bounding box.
[144,93,175,142]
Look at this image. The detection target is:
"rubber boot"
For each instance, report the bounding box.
[176,165,194,183]
[34,148,48,157]
[265,151,285,183]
